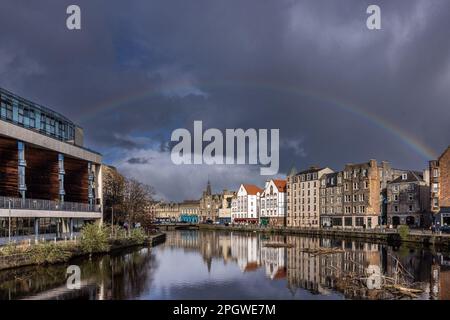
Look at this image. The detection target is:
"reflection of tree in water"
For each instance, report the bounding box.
[104,247,158,299]
[0,263,68,300]
[0,246,158,300]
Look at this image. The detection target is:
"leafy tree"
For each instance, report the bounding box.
[398,225,410,241]
[80,223,110,256]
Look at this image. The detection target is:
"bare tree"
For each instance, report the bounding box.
[122,178,156,235]
[102,166,126,224]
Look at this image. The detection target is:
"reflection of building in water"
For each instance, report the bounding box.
[320,241,380,291]
[286,236,383,296]
[429,254,450,300]
[164,231,234,272]
[231,232,261,272]
[218,234,232,263]
[260,237,286,280]
[286,236,325,294]
[384,246,434,293]
[165,230,200,250]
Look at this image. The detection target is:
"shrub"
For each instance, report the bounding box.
[30,242,72,265]
[398,225,410,240]
[0,243,20,256]
[112,225,128,240]
[130,228,147,245]
[80,223,110,255]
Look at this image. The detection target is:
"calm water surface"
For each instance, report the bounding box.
[0,230,449,300]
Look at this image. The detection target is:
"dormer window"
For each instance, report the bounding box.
[402,173,407,180]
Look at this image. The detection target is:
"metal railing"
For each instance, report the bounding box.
[0,196,101,212]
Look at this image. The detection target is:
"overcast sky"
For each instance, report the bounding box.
[1,0,449,201]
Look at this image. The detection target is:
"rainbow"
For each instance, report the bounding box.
[79,80,437,160]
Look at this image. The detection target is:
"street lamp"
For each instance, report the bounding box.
[111,206,114,237]
[8,199,12,244]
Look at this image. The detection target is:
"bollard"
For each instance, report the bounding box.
[54,237,57,244]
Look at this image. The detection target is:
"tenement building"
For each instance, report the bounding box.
[430,146,450,227]
[260,179,287,227]
[341,160,381,228]
[386,170,430,228]
[287,166,333,228]
[0,87,102,242]
[319,172,343,227]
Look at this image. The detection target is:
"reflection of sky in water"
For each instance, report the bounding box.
[139,247,343,300]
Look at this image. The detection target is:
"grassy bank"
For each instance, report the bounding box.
[0,225,166,271]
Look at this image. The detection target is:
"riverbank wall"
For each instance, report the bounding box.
[199,224,450,248]
[0,232,166,271]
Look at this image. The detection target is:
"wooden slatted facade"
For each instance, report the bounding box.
[1,135,90,203]
[25,145,59,201]
[64,156,89,203]
[0,136,19,197]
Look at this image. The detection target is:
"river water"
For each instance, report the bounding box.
[0,230,448,300]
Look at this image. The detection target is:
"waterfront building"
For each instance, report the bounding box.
[319,172,344,228]
[377,161,412,225]
[340,160,381,228]
[260,179,287,227]
[286,166,333,228]
[153,201,181,222]
[231,184,262,224]
[386,170,430,228]
[429,146,450,227]
[217,191,236,224]
[179,200,201,223]
[0,87,102,242]
[152,200,200,223]
[199,180,226,222]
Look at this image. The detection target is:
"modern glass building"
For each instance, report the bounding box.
[0,87,103,243]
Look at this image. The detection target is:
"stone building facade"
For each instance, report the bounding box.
[153,201,181,222]
[430,146,450,227]
[199,180,233,223]
[153,200,201,223]
[340,160,380,228]
[386,171,430,228]
[217,191,236,224]
[319,171,343,227]
[287,166,333,228]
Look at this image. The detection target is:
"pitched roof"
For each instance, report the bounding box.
[296,166,323,175]
[389,170,424,183]
[273,179,287,192]
[242,184,263,195]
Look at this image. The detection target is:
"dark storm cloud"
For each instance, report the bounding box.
[1,0,449,200]
[127,157,151,165]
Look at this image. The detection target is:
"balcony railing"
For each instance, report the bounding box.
[0,196,101,212]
